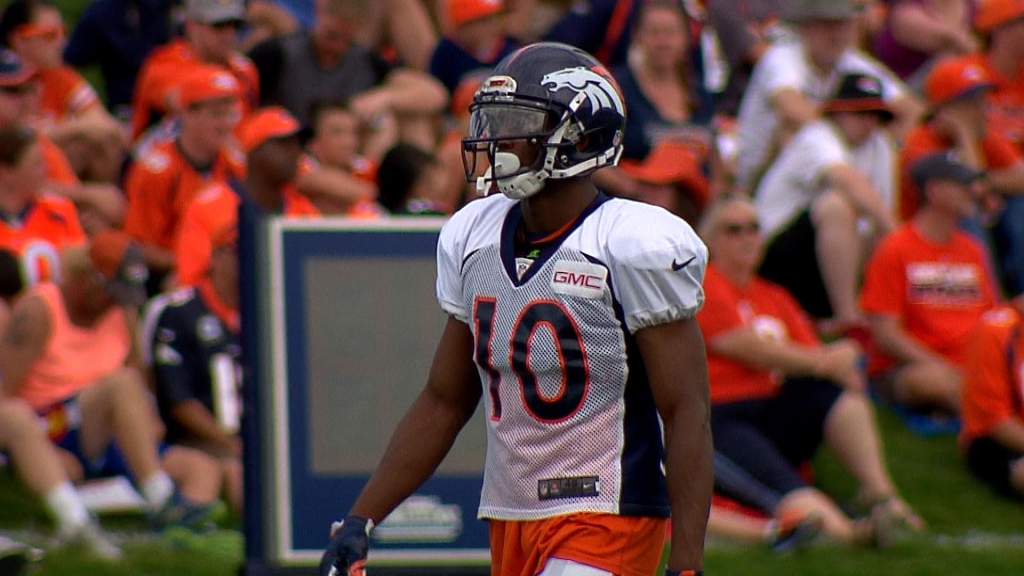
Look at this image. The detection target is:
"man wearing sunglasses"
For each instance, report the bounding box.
[131,0,258,141]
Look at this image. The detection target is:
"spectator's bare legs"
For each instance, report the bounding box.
[76,367,219,507]
[823,393,894,494]
[774,488,865,543]
[811,190,863,327]
[893,361,962,415]
[221,458,244,513]
[0,399,120,557]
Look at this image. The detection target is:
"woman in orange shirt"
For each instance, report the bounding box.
[696,196,923,545]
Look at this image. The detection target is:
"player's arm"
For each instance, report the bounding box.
[637,317,712,575]
[347,315,482,522]
[0,294,52,398]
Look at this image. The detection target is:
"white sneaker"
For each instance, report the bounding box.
[55,521,123,561]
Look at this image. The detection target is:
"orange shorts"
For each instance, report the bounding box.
[489,513,668,576]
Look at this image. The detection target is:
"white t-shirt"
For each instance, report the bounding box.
[754,120,895,239]
[436,193,707,520]
[735,38,905,187]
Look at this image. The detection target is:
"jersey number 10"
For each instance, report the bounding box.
[473,297,591,424]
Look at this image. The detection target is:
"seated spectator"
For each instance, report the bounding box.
[960,301,1024,499]
[429,0,519,95]
[123,65,246,288]
[298,99,384,215]
[240,0,301,53]
[755,73,898,334]
[0,126,85,287]
[617,141,710,226]
[697,196,923,545]
[247,0,447,150]
[0,50,124,231]
[735,0,921,191]
[971,0,1024,297]
[131,0,258,141]
[358,0,439,71]
[0,0,128,184]
[598,0,722,202]
[541,0,640,67]
[705,0,796,118]
[872,0,978,83]
[0,231,224,555]
[376,142,450,215]
[62,0,174,118]
[175,107,319,287]
[899,56,1024,296]
[144,221,243,513]
[862,152,999,416]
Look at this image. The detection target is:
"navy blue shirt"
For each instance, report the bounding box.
[428,36,519,94]
[146,287,241,446]
[542,0,640,67]
[63,0,174,112]
[613,63,715,161]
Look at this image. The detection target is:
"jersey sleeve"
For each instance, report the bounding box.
[608,207,708,333]
[436,217,468,323]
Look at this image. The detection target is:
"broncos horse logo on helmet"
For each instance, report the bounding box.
[462,42,627,200]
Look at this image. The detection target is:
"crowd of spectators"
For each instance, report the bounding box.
[0,0,1023,564]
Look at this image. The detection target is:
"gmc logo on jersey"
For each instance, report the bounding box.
[552,271,603,289]
[550,260,607,299]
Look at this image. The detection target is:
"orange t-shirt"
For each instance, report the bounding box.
[0,194,86,285]
[174,181,320,286]
[123,139,246,251]
[898,123,1021,220]
[697,263,821,404]
[36,66,101,127]
[971,54,1024,153]
[130,39,259,140]
[16,282,131,411]
[860,223,998,373]
[960,306,1024,446]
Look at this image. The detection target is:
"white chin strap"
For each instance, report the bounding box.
[476,151,549,200]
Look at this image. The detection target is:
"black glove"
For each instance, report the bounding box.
[318,515,373,576]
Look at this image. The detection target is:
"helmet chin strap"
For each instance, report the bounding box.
[476,151,550,200]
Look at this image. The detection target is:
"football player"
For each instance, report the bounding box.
[320,42,712,576]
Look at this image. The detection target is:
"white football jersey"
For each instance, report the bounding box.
[436,193,708,521]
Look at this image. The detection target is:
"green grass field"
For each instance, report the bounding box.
[3,405,1024,575]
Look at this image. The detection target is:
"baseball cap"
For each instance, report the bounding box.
[785,0,862,22]
[186,0,246,25]
[924,56,995,106]
[237,107,301,153]
[975,0,1024,33]
[910,150,985,191]
[617,141,710,208]
[447,0,504,28]
[822,73,894,122]
[88,230,149,307]
[176,66,241,108]
[0,49,36,88]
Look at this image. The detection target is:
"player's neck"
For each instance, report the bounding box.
[518,181,598,235]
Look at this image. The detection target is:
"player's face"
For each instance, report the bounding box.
[635,5,689,71]
[710,203,763,274]
[310,110,359,168]
[13,7,66,69]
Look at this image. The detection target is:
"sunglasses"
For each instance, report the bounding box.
[14,24,65,41]
[720,221,761,236]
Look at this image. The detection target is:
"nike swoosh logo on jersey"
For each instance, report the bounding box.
[671,256,696,271]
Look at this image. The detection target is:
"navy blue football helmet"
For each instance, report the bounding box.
[462,42,627,199]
